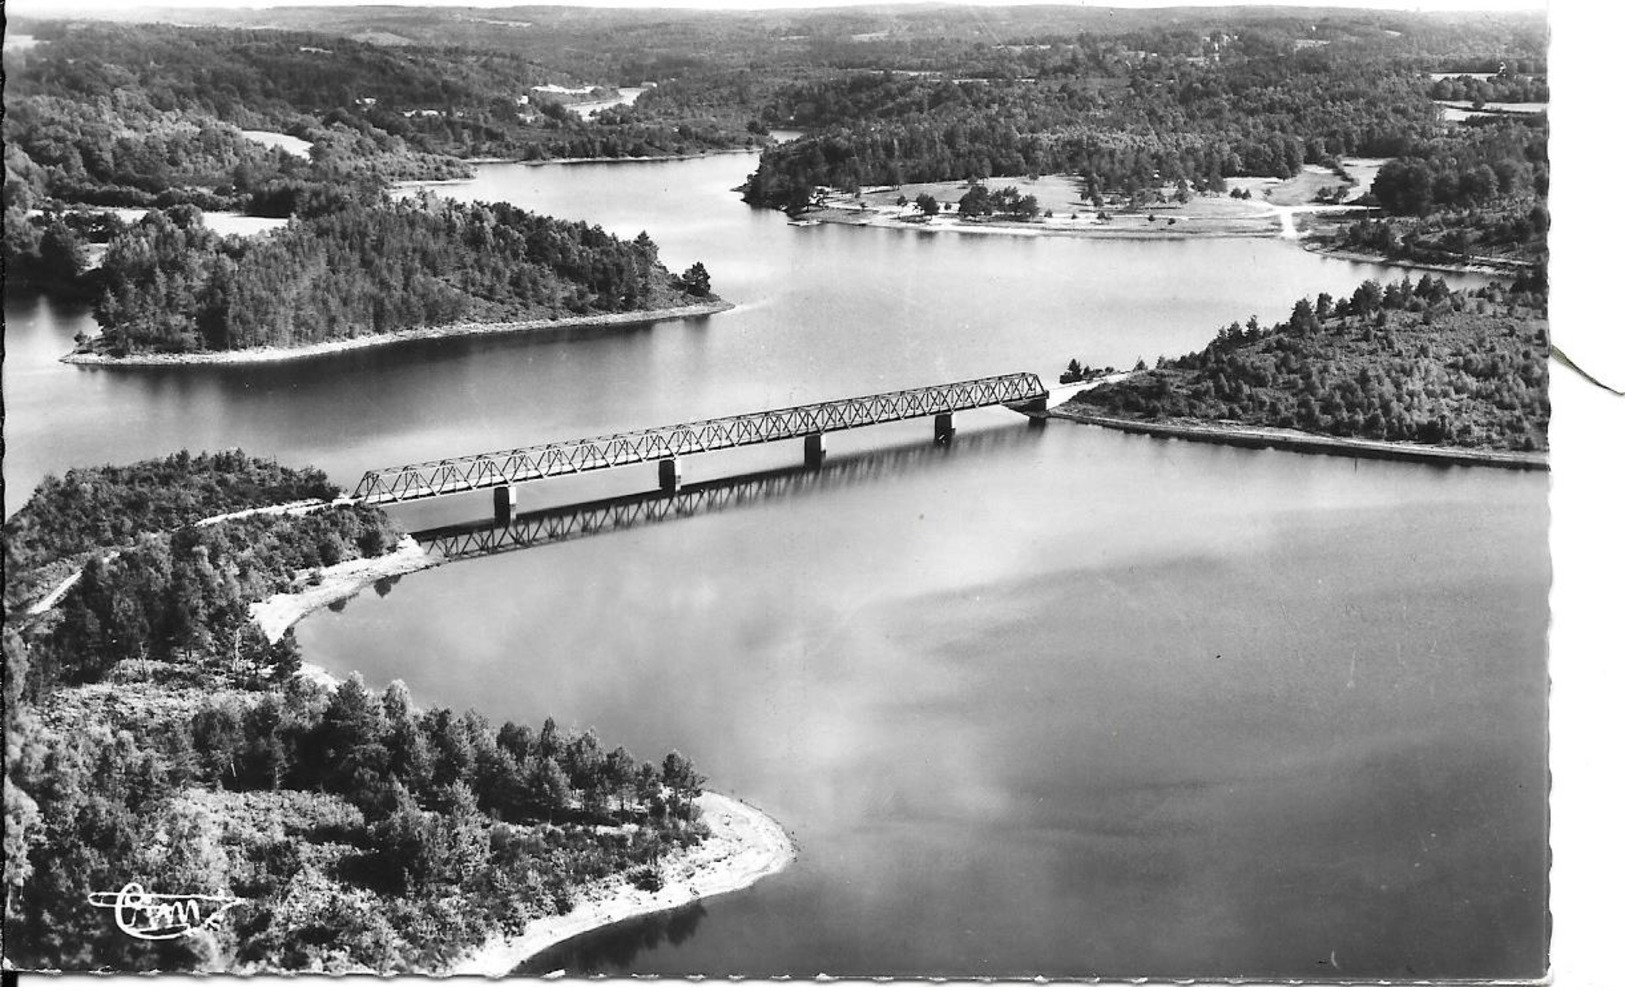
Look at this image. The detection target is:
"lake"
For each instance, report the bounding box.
[1,154,1547,980]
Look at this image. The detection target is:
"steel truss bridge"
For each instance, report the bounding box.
[414,424,1032,561]
[352,372,1047,516]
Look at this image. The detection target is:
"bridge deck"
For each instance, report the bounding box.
[352,372,1046,504]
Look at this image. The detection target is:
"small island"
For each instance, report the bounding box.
[61,196,727,364]
[2,452,791,974]
[1052,274,1549,469]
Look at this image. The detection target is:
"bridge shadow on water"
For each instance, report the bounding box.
[400,423,1038,972]
[411,421,1043,563]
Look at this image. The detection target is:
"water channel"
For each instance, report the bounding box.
[1,153,1548,979]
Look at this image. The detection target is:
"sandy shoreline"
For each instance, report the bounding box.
[250,534,448,644]
[1049,404,1549,471]
[446,792,795,977]
[60,301,734,367]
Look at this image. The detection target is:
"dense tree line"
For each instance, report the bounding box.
[84,197,707,355]
[741,34,1455,210]
[4,659,709,971]
[1319,115,1548,267]
[4,451,337,591]
[1073,276,1548,452]
[1367,116,1546,217]
[1,208,94,296]
[35,507,399,689]
[3,454,713,971]
[1428,73,1548,105]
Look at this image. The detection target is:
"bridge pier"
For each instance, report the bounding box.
[494,484,518,526]
[804,432,825,468]
[658,457,682,493]
[934,412,955,444]
[1010,394,1049,419]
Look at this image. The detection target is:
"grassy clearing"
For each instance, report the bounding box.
[1229,164,1348,206]
[824,173,1283,236]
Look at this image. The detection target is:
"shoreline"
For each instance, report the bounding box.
[446,791,795,977]
[1049,404,1549,471]
[249,534,448,645]
[789,187,1533,279]
[800,206,1280,240]
[60,300,734,367]
[529,146,761,166]
[1297,241,1537,277]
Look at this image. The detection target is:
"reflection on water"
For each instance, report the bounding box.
[415,424,1039,560]
[5,153,1489,508]
[515,902,709,976]
[300,421,1549,980]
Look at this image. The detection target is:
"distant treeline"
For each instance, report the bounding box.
[742,34,1459,210]
[1072,276,1548,452]
[1,19,759,218]
[10,6,1547,91]
[84,196,709,355]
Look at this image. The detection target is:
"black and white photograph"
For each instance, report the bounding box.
[1,0,1618,981]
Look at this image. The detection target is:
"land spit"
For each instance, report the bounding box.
[447,792,795,977]
[1049,404,1549,471]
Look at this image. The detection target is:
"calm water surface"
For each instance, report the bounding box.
[6,155,1475,506]
[3,155,1545,979]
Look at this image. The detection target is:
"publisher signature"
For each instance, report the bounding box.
[87,882,242,940]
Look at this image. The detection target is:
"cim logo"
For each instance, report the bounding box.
[88,882,242,940]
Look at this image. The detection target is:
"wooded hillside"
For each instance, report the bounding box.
[1071,276,1548,452]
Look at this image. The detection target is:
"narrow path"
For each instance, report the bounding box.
[24,499,343,617]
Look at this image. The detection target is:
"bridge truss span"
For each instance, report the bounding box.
[351,371,1047,506]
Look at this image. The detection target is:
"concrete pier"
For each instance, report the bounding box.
[494,484,517,526]
[658,457,682,493]
[1012,393,1049,418]
[934,412,955,444]
[804,432,826,468]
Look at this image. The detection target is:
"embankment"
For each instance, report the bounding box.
[1050,405,1549,471]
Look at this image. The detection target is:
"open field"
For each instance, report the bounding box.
[809,165,1382,240]
[1228,164,1352,206]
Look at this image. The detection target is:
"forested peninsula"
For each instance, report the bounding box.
[1055,275,1548,466]
[2,452,790,973]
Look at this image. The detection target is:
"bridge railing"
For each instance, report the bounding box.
[352,371,1046,504]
